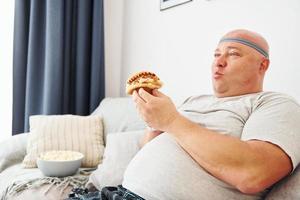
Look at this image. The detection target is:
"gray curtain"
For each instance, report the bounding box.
[12,0,105,135]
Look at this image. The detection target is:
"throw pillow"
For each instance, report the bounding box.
[22,115,104,168]
[87,130,144,190]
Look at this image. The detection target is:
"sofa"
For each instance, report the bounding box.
[1,97,300,200]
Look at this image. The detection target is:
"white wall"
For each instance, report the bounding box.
[105,0,300,105]
[0,0,14,142]
[104,0,124,97]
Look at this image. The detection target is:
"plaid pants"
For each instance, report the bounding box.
[66,185,145,200]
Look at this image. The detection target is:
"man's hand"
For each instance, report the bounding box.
[132,88,180,132]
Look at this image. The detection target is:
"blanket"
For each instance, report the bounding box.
[0,164,92,200]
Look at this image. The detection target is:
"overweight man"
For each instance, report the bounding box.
[120,29,300,200]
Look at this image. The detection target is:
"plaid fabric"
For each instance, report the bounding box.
[65,185,145,200]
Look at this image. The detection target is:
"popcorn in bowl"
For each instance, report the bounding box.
[37,150,84,177]
[39,150,84,161]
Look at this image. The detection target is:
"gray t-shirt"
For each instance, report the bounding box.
[122,92,300,200]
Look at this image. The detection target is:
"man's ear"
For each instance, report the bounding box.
[260,58,269,72]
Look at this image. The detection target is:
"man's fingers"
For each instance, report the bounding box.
[133,90,146,104]
[138,88,153,102]
[133,90,149,122]
[152,89,165,98]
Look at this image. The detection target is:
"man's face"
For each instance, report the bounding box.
[212,41,264,97]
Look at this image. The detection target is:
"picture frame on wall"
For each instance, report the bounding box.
[160,0,193,11]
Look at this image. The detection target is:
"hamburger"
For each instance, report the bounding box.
[126,71,163,95]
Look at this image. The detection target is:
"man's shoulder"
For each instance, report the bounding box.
[256,91,299,105]
[249,91,300,113]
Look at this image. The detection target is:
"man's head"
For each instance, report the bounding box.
[212,29,270,98]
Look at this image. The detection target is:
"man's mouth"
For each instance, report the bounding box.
[213,72,224,79]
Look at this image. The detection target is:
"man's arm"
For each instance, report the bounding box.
[166,114,292,194]
[133,88,292,194]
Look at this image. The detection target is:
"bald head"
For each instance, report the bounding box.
[221,29,269,58]
[212,29,270,97]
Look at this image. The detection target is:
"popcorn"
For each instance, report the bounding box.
[39,150,83,161]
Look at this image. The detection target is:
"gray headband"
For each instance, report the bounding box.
[219,37,269,58]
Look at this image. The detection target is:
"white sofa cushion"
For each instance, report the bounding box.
[87,130,144,190]
[92,97,146,142]
[0,133,28,173]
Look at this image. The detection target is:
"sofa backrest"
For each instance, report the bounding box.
[91,97,146,143]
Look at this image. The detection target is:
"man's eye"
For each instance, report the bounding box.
[214,53,221,57]
[229,52,240,56]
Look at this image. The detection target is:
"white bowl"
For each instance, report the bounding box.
[37,151,84,177]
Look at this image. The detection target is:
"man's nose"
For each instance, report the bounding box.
[215,55,227,68]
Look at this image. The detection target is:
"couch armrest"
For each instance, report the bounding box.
[0,133,28,172]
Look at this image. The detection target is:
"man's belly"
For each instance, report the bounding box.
[122,133,261,200]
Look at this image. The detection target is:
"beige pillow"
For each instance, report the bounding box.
[23,115,104,168]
